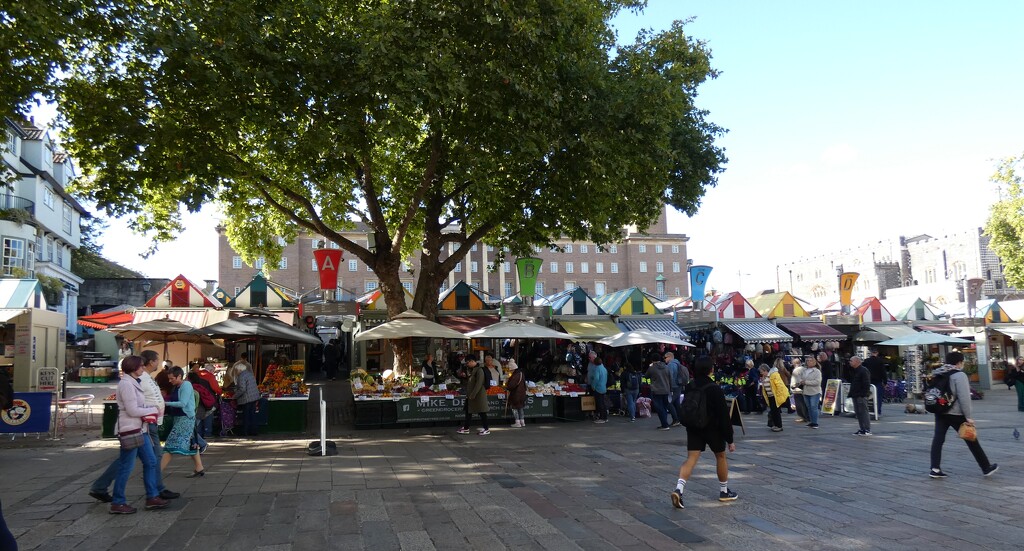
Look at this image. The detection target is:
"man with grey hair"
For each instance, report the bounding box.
[848,355,872,436]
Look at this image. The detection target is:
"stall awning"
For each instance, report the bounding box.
[0,308,28,323]
[912,323,960,334]
[854,323,919,342]
[438,315,499,334]
[722,321,793,343]
[777,322,847,342]
[557,320,622,340]
[989,326,1024,342]
[77,311,135,329]
[132,309,209,328]
[619,318,688,338]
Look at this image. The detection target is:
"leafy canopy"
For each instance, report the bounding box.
[984,152,1024,287]
[56,0,726,312]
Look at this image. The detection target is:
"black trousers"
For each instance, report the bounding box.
[930,414,991,471]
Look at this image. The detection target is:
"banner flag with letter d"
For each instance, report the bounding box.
[839,272,859,312]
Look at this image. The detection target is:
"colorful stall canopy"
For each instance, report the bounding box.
[777,322,847,342]
[854,297,896,323]
[132,308,213,328]
[536,287,605,315]
[556,319,622,340]
[438,281,490,311]
[881,297,943,321]
[911,322,960,334]
[77,309,135,330]
[721,321,793,343]
[357,287,414,311]
[748,291,808,319]
[437,315,500,333]
[0,279,47,309]
[593,287,661,316]
[710,292,761,319]
[227,272,296,308]
[618,317,688,338]
[145,275,221,308]
[989,325,1024,342]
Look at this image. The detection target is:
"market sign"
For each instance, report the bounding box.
[395,395,554,422]
[313,249,344,290]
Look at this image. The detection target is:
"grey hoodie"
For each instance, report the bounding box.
[931,364,973,418]
[645,361,672,395]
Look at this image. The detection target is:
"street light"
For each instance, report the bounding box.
[140,280,151,293]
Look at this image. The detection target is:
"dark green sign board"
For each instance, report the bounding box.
[395,395,555,423]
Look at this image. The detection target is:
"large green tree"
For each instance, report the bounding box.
[985,152,1024,287]
[57,1,726,366]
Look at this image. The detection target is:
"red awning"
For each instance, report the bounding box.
[777,322,847,342]
[77,311,135,329]
[912,323,960,334]
[438,315,499,333]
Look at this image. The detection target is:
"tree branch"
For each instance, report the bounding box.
[393,129,443,249]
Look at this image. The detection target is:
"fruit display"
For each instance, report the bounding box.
[259,362,309,397]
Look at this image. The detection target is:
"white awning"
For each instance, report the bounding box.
[0,308,28,323]
[989,326,1024,342]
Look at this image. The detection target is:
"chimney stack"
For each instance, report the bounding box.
[204,279,217,294]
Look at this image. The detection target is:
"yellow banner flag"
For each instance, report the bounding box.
[839,272,859,307]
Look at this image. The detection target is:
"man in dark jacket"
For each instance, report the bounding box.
[848,355,872,436]
[323,339,340,381]
[670,356,737,509]
[862,348,887,417]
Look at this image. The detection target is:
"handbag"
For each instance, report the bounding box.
[118,428,145,450]
[958,422,977,442]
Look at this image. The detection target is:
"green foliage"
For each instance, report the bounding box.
[0,208,31,225]
[56,1,726,316]
[36,273,64,305]
[984,152,1024,288]
[71,247,142,278]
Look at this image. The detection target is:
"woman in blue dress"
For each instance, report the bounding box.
[161,365,206,478]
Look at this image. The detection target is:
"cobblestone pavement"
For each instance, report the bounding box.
[2,387,1023,550]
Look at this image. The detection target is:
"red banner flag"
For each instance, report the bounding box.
[313,249,343,290]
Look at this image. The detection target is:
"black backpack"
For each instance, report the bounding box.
[923,370,958,414]
[680,381,717,429]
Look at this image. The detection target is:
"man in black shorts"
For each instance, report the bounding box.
[670,356,737,509]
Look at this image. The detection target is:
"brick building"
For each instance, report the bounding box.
[217,208,691,302]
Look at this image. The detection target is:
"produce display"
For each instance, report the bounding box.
[349,366,588,400]
[259,362,309,397]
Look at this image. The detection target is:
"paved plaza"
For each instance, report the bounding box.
[2,386,1023,551]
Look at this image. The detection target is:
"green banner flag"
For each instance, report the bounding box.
[515,257,543,295]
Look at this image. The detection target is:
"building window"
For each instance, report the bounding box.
[254,257,265,269]
[471,243,477,251]
[565,244,573,253]
[234,286,241,296]
[471,261,479,273]
[550,262,558,274]
[655,245,663,253]
[565,262,574,274]
[455,262,462,272]
[639,261,648,273]
[4,129,15,152]
[656,280,666,298]
[535,282,544,295]
[311,259,318,271]
[609,245,617,254]
[62,202,72,233]
[581,262,589,274]
[672,245,679,254]
[595,246,601,255]
[487,245,494,252]
[348,260,358,272]
[330,241,340,249]
[580,244,588,253]
[402,281,413,292]
[674,287,680,296]
[366,263,372,271]
[595,281,606,295]
[311,239,320,249]
[365,281,378,292]
[638,244,646,253]
[232,256,243,269]
[596,262,604,274]
[565,280,576,290]
[2,238,25,275]
[925,268,936,284]
[533,245,542,253]
[672,262,680,273]
[611,262,619,274]
[44,188,55,209]
[56,245,63,266]
[503,262,511,273]
[504,282,513,296]
[278,257,288,270]
[439,281,448,292]
[656,261,664,273]
[34,234,42,261]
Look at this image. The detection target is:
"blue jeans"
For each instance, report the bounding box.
[93,423,166,494]
[624,389,639,419]
[804,394,821,425]
[113,432,160,505]
[652,394,671,428]
[669,387,682,423]
[193,418,207,450]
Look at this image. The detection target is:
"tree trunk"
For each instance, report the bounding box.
[376,252,416,376]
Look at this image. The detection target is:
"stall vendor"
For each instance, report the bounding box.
[421,354,438,388]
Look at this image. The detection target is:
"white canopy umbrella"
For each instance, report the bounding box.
[597,329,694,348]
[466,319,574,340]
[875,331,972,346]
[353,310,468,342]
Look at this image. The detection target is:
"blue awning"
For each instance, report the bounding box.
[722,321,793,344]
[619,318,688,338]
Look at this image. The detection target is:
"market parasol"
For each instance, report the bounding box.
[353,310,468,342]
[597,328,694,348]
[874,331,972,347]
[108,316,216,360]
[196,309,322,380]
[465,318,574,340]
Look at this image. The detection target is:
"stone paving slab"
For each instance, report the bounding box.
[2,387,1023,550]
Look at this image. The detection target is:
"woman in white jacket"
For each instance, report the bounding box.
[111,356,167,514]
[801,356,824,429]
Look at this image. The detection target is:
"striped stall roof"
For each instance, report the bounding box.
[619,318,688,338]
[777,322,847,342]
[132,309,209,328]
[722,321,793,344]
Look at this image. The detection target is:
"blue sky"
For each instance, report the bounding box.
[89,1,1024,295]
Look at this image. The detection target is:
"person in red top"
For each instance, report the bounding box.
[195,363,221,438]
[197,363,221,394]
